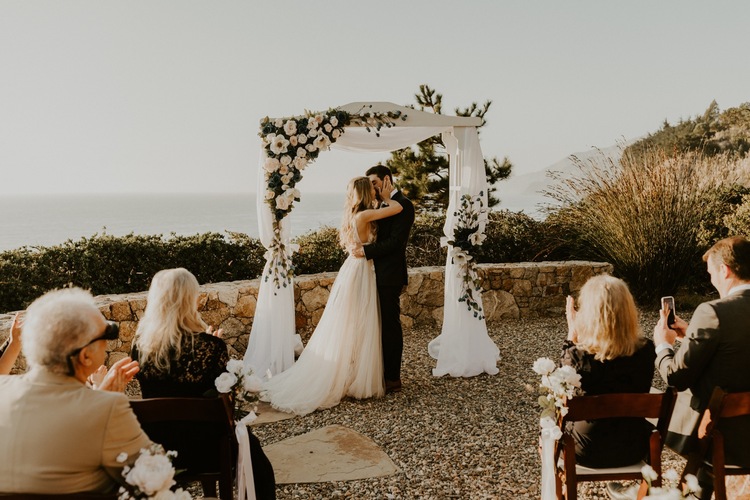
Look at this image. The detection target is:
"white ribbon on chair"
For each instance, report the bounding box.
[540,416,563,500]
[235,412,258,500]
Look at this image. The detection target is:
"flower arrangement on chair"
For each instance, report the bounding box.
[117,444,191,500]
[532,357,583,500]
[214,358,266,424]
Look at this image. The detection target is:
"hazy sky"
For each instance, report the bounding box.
[1,1,748,195]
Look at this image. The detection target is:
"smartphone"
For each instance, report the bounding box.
[661,296,676,327]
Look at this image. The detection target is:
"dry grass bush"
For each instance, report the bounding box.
[545,148,747,302]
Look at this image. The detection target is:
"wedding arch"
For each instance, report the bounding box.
[243,102,500,378]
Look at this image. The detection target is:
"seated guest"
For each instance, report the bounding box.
[131,268,276,499]
[0,313,23,375]
[653,236,750,499]
[0,288,151,494]
[561,274,656,468]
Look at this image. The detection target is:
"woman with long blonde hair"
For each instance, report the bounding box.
[561,274,656,468]
[131,268,276,498]
[262,175,402,416]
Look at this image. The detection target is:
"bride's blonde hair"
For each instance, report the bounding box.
[339,176,377,249]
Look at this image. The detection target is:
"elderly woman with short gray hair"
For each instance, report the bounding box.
[0,287,152,495]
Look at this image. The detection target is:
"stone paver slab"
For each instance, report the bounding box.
[264,424,399,483]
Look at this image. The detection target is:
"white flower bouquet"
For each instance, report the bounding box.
[534,357,583,500]
[214,358,266,423]
[117,444,191,500]
[533,357,583,420]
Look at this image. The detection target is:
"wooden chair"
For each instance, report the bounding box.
[555,388,677,499]
[682,387,750,500]
[129,394,236,500]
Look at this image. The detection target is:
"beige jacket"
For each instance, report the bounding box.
[0,369,152,494]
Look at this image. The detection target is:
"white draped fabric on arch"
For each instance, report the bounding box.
[243,102,500,378]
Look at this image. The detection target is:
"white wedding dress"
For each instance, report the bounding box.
[261,224,385,416]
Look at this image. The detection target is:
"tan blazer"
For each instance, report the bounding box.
[656,289,750,465]
[0,369,152,494]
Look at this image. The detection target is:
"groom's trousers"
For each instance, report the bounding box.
[377,284,403,382]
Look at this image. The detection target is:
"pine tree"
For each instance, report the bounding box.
[384,85,512,212]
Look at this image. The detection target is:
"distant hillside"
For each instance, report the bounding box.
[624,100,750,160]
[497,144,623,218]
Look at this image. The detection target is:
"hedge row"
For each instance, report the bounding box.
[0,211,542,313]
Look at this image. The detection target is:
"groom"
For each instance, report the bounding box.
[362,165,415,393]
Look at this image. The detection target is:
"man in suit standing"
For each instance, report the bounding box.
[362,165,415,393]
[0,287,152,494]
[654,236,750,497]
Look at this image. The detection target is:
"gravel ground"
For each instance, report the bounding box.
[241,314,688,500]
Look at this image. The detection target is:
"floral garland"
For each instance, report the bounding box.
[446,192,487,319]
[258,105,406,288]
[117,444,191,499]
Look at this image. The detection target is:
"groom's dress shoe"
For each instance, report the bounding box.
[385,380,402,393]
[606,482,638,500]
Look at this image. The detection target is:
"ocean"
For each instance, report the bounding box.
[0,192,347,252]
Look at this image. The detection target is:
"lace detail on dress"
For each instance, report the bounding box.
[133,333,229,397]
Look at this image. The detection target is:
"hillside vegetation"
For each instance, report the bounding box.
[624,100,750,161]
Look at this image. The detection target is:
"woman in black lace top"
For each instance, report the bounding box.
[131,268,275,499]
[561,274,656,468]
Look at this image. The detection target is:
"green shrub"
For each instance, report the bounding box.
[292,226,347,275]
[724,193,750,237]
[475,210,544,263]
[406,213,446,268]
[0,232,266,313]
[544,148,746,303]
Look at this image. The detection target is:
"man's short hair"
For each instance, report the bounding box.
[23,287,102,375]
[365,164,393,183]
[703,236,750,280]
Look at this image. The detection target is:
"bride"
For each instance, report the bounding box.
[261,176,403,416]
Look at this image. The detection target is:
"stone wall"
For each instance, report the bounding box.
[0,261,611,371]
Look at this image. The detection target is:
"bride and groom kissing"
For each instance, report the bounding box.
[262,165,415,416]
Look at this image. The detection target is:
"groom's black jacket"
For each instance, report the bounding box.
[363,190,415,286]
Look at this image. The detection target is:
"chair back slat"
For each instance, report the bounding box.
[129,395,233,428]
[556,388,677,499]
[718,391,750,419]
[564,391,671,421]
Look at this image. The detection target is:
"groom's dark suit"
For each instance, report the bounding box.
[364,190,415,383]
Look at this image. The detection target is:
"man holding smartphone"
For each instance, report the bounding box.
[653,236,750,498]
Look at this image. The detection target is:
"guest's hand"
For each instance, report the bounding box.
[95,357,140,393]
[87,365,107,389]
[565,296,578,342]
[654,306,678,346]
[671,315,688,338]
[207,325,223,338]
[9,312,23,346]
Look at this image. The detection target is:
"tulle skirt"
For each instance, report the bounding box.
[261,255,384,416]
